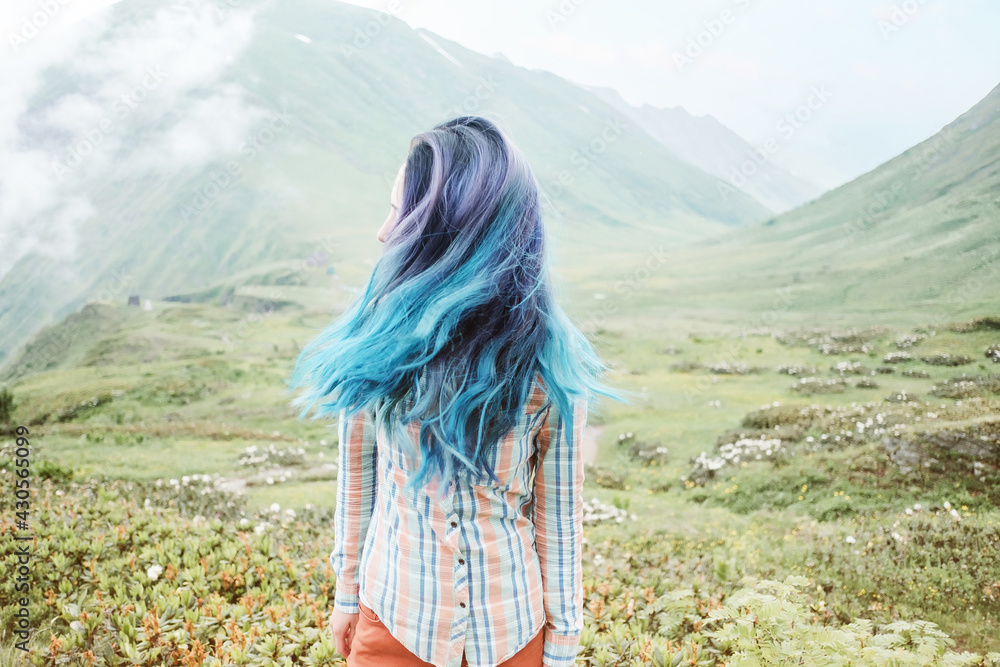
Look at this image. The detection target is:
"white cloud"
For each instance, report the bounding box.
[0,0,264,281]
[129,84,271,171]
[42,93,109,137]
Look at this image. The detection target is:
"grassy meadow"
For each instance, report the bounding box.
[1,297,999,665]
[2,1,997,664]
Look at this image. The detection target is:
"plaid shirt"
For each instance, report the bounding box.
[330,373,587,667]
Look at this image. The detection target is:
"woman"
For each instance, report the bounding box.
[289,116,624,667]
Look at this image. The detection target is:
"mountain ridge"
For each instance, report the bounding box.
[621,80,1000,329]
[587,85,825,214]
[0,0,769,364]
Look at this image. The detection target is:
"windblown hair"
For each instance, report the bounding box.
[289,116,625,498]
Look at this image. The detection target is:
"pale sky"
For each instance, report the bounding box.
[3,0,999,189]
[337,0,1000,190]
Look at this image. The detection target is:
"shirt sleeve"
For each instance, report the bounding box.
[532,394,587,667]
[330,405,379,614]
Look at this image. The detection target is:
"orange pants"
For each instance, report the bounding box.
[348,600,545,667]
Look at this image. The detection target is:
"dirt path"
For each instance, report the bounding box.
[582,425,603,465]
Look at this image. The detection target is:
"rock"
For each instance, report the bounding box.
[881,436,932,474]
[882,422,1000,474]
[921,428,1000,465]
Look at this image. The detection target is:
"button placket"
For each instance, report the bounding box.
[450,516,469,614]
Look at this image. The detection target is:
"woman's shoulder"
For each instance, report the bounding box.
[526,373,582,419]
[527,371,550,414]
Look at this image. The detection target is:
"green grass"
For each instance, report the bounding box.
[2,474,996,666]
[2,300,999,661]
[2,2,997,661]
[600,83,1000,330]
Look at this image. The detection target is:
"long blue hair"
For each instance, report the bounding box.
[288,116,628,498]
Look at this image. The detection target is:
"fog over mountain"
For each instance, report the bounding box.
[0,0,771,361]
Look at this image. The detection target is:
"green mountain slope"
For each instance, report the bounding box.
[588,86,824,214]
[0,0,767,366]
[598,81,1000,331]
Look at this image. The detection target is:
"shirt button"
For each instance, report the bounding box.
[459,602,466,608]
[458,558,465,565]
[450,521,457,528]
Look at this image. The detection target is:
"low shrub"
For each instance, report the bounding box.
[930,374,1000,400]
[774,326,886,355]
[741,403,819,430]
[922,354,974,367]
[582,496,635,525]
[896,334,927,349]
[885,390,920,403]
[706,576,1000,667]
[628,441,670,465]
[238,444,307,469]
[949,316,1000,333]
[586,463,628,490]
[669,360,702,372]
[793,377,847,395]
[706,361,760,375]
[832,361,871,375]
[775,363,818,376]
[0,387,14,424]
[884,352,913,364]
[685,436,785,485]
[804,508,1000,634]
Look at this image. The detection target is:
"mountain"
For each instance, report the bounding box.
[588,86,825,214]
[620,82,1000,330]
[0,0,769,366]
